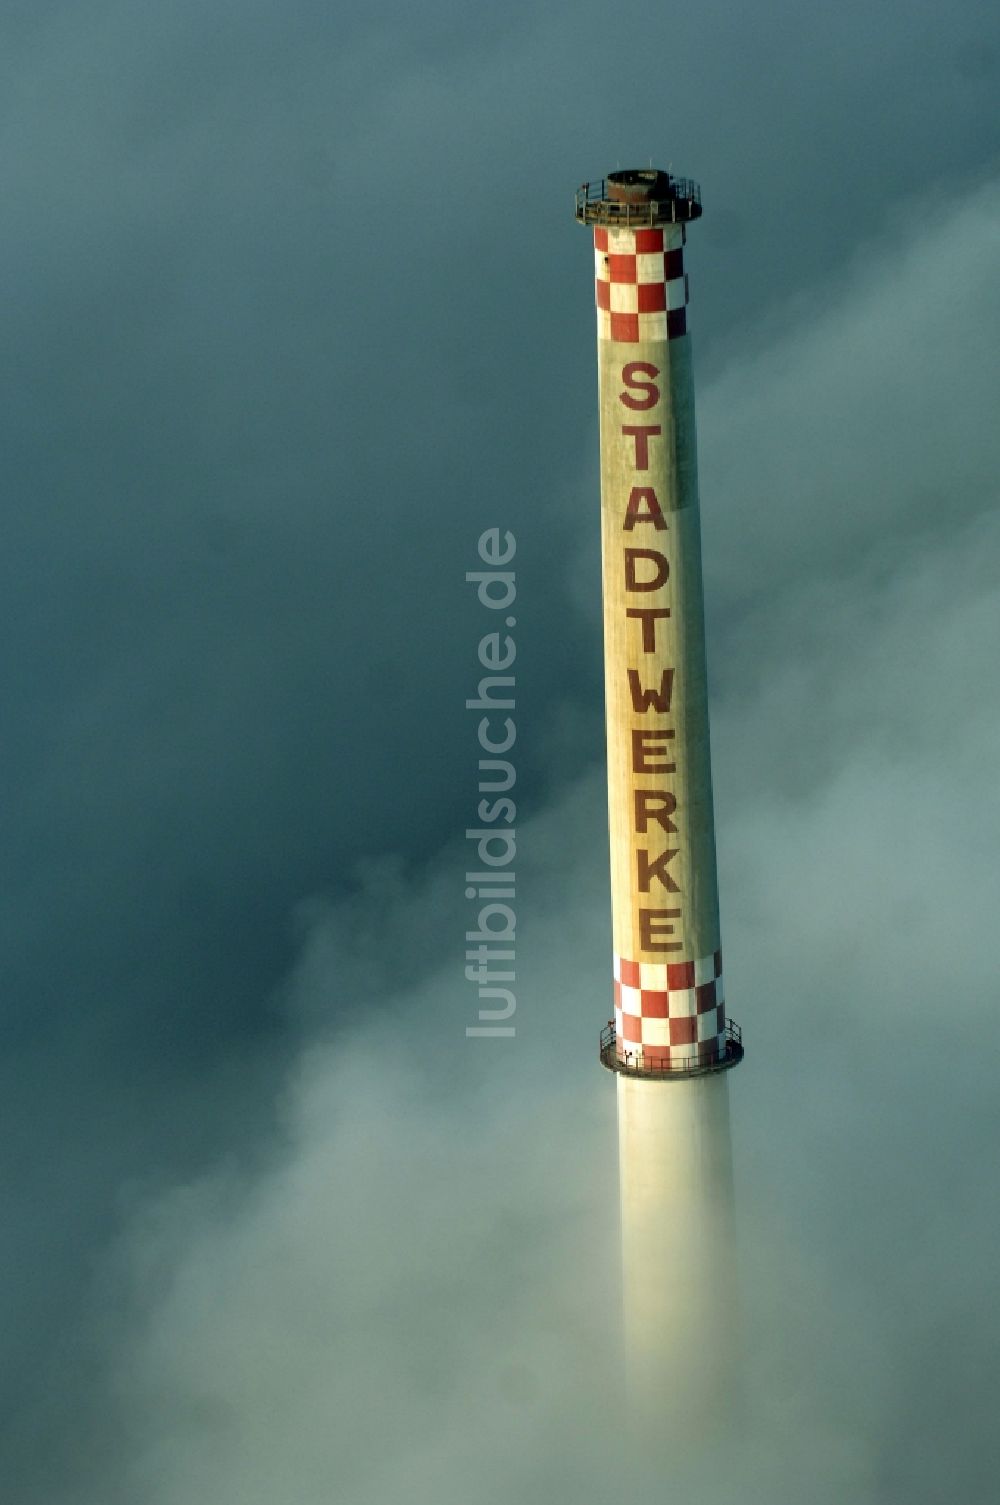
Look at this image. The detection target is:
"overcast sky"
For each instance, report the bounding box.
[2,3,999,1501]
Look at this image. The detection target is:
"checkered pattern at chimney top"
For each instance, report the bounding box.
[593,223,689,343]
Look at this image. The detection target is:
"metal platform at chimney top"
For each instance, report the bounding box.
[600,1018,743,1080]
[575,169,703,228]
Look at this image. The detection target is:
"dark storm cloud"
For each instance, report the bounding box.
[1,0,997,1498]
[64,181,999,1505]
[3,166,993,1505]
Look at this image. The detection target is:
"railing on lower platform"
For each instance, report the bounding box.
[599,1017,743,1080]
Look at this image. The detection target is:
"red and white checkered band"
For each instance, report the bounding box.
[594,225,689,343]
[612,950,725,1068]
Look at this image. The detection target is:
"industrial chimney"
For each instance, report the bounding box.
[575,168,744,1413]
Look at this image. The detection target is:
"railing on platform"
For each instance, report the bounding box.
[575,175,702,227]
[599,1016,743,1080]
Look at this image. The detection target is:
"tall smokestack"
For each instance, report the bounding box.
[575,169,744,1413]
